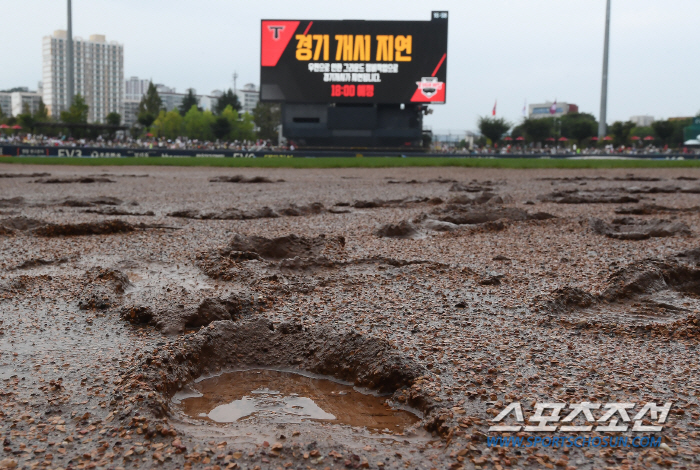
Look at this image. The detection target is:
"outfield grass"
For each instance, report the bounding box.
[1,156,700,169]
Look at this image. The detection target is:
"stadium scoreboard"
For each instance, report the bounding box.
[260,12,448,105]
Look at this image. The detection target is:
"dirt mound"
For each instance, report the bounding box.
[34,220,136,237]
[589,217,690,240]
[350,196,442,209]
[613,204,700,215]
[539,189,639,204]
[432,206,554,225]
[13,257,70,270]
[375,220,421,239]
[225,234,345,260]
[121,292,263,335]
[0,197,26,208]
[449,182,496,192]
[77,268,131,310]
[541,258,700,335]
[0,172,51,178]
[448,191,509,205]
[83,207,155,216]
[59,196,123,207]
[35,177,115,184]
[170,204,323,220]
[209,175,275,183]
[277,202,325,217]
[0,216,46,233]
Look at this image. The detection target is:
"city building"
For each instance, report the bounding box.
[122,99,140,127]
[42,30,124,123]
[0,90,42,117]
[125,77,150,101]
[630,115,654,127]
[11,91,42,116]
[236,83,259,115]
[528,102,578,120]
[0,93,11,117]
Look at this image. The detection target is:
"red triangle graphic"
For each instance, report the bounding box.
[410,85,446,103]
[261,21,300,67]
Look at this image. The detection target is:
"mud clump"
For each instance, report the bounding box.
[539,190,639,204]
[121,292,262,334]
[35,177,115,184]
[34,219,136,237]
[0,197,26,208]
[614,204,700,215]
[59,196,123,207]
[225,234,345,260]
[209,175,275,183]
[448,191,509,205]
[432,206,554,225]
[589,217,690,240]
[0,172,51,178]
[83,207,155,216]
[13,257,70,270]
[375,220,421,239]
[77,268,131,310]
[350,196,443,209]
[0,216,46,235]
[541,258,700,336]
[169,203,325,220]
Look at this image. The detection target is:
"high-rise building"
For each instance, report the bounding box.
[125,76,150,102]
[42,30,124,123]
[237,83,259,115]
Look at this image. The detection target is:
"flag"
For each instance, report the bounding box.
[492,100,497,116]
[522,100,527,117]
[550,100,557,115]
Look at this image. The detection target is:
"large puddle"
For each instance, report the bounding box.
[173,369,420,433]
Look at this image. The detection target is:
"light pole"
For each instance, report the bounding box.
[598,0,611,138]
[66,0,74,110]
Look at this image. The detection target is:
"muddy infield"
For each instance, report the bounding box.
[1,165,699,470]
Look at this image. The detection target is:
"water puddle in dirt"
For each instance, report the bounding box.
[173,369,420,433]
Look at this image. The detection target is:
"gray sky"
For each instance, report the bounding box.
[3,0,699,132]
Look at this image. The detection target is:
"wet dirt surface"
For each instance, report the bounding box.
[1,164,700,469]
[175,369,420,432]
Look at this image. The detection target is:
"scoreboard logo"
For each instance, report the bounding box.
[416,77,442,98]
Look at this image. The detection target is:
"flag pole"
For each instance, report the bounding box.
[598,0,611,138]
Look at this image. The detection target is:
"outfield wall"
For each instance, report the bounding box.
[0,145,696,160]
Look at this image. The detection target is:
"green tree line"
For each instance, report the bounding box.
[477,112,697,148]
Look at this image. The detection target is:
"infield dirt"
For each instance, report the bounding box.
[0,164,698,470]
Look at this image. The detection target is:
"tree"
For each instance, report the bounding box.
[609,121,635,146]
[520,118,553,144]
[59,94,89,138]
[561,113,598,142]
[34,99,48,121]
[60,94,89,124]
[214,89,241,115]
[211,116,232,140]
[106,112,121,126]
[152,109,184,140]
[252,102,281,141]
[651,120,674,146]
[179,89,200,115]
[137,82,162,128]
[477,117,511,145]
[183,106,214,141]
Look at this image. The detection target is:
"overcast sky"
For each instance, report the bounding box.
[3,0,699,133]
